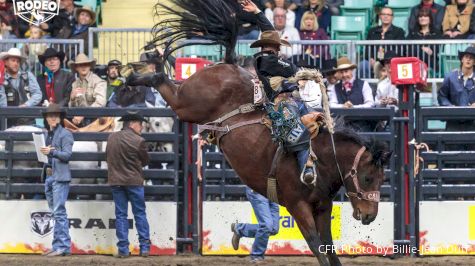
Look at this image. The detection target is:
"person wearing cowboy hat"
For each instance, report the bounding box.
[0,47,42,125]
[438,46,475,139]
[329,56,375,109]
[375,51,399,107]
[53,5,96,55]
[106,111,151,258]
[68,53,107,126]
[37,48,75,107]
[40,103,74,257]
[320,58,341,98]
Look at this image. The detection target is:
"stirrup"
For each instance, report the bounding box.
[300,165,317,186]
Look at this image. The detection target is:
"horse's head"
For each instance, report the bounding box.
[344,140,392,225]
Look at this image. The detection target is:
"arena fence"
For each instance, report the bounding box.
[0,39,84,76]
[0,107,199,254]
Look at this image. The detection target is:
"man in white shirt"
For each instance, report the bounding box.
[329,57,375,108]
[273,7,301,59]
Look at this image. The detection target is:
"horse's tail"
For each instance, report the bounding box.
[152,0,240,65]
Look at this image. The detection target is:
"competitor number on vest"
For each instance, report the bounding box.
[287,123,304,143]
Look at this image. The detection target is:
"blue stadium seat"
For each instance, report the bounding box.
[392,16,408,36]
[387,0,417,18]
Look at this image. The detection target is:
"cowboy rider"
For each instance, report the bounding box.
[250,30,314,183]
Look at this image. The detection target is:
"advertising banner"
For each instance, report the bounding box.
[0,201,176,255]
[202,201,394,255]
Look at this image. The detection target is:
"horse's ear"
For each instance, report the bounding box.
[372,150,392,167]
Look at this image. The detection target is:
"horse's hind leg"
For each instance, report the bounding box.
[288,201,330,266]
[315,202,341,266]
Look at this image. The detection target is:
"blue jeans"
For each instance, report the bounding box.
[296,149,310,172]
[44,176,71,253]
[111,186,150,255]
[235,187,280,259]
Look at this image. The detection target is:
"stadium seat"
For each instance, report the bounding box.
[434,0,446,6]
[392,16,408,36]
[340,0,373,29]
[75,0,97,11]
[331,16,366,40]
[387,0,417,18]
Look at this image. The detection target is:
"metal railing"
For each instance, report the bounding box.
[0,39,83,76]
[87,28,475,83]
[416,107,475,200]
[0,107,179,201]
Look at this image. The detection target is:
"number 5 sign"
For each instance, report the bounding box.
[390,57,427,87]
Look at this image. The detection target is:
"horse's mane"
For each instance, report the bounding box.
[151,0,240,65]
[330,117,390,167]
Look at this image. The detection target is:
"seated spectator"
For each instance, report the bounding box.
[321,58,340,99]
[407,8,442,73]
[375,51,398,107]
[105,59,123,102]
[237,0,274,40]
[329,57,374,108]
[58,6,96,55]
[360,7,405,78]
[299,11,329,60]
[0,48,42,126]
[37,48,75,107]
[41,0,78,38]
[294,0,331,34]
[68,53,107,126]
[273,7,301,59]
[265,0,296,28]
[0,0,19,38]
[442,0,473,39]
[408,0,445,34]
[22,25,47,74]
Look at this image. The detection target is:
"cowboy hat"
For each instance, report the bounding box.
[0,48,26,61]
[250,31,291,48]
[68,53,96,69]
[334,57,357,71]
[119,111,148,123]
[38,48,65,65]
[75,5,96,26]
[321,58,337,75]
[42,103,66,116]
[458,46,475,60]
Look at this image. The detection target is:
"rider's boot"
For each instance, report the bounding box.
[296,149,315,184]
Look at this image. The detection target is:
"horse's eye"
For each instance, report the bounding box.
[364,176,373,185]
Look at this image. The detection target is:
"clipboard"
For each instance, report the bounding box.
[32,133,48,164]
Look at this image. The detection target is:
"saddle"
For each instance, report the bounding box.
[64,117,115,132]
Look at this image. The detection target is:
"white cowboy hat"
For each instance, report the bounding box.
[0,48,26,61]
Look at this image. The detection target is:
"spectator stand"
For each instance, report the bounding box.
[0,39,84,76]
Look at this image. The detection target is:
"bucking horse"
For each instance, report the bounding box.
[126,1,392,265]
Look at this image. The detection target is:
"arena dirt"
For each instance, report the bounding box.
[1,254,475,266]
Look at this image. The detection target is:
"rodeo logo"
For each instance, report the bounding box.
[13,0,59,26]
[31,211,55,237]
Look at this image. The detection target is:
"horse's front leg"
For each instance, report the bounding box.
[315,201,341,266]
[287,200,330,266]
